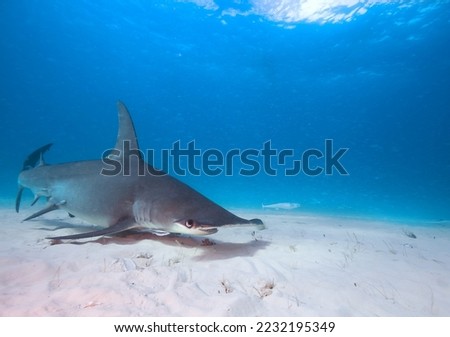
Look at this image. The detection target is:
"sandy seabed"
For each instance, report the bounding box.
[0,207,449,317]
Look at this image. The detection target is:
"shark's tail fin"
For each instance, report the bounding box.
[15,187,24,213]
[16,143,53,212]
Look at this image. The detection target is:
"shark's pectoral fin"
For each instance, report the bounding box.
[47,220,137,241]
[30,195,42,207]
[22,201,65,221]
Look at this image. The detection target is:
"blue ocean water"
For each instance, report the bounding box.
[1,0,449,221]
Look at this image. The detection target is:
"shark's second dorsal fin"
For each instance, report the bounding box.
[113,101,142,162]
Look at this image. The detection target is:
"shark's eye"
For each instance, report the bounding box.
[185,219,195,228]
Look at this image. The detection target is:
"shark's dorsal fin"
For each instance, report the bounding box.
[113,101,142,161]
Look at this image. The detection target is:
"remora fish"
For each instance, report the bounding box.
[262,202,301,210]
[16,102,264,240]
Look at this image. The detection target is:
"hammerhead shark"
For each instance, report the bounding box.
[16,102,264,240]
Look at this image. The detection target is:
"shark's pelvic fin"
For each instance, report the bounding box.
[30,195,41,207]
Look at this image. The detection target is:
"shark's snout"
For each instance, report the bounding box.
[249,218,263,225]
[249,218,266,230]
[197,227,219,235]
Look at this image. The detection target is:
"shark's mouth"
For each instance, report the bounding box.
[197,226,219,235]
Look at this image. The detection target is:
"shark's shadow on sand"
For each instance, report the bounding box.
[36,219,270,261]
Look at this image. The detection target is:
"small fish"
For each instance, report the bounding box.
[262,202,301,210]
